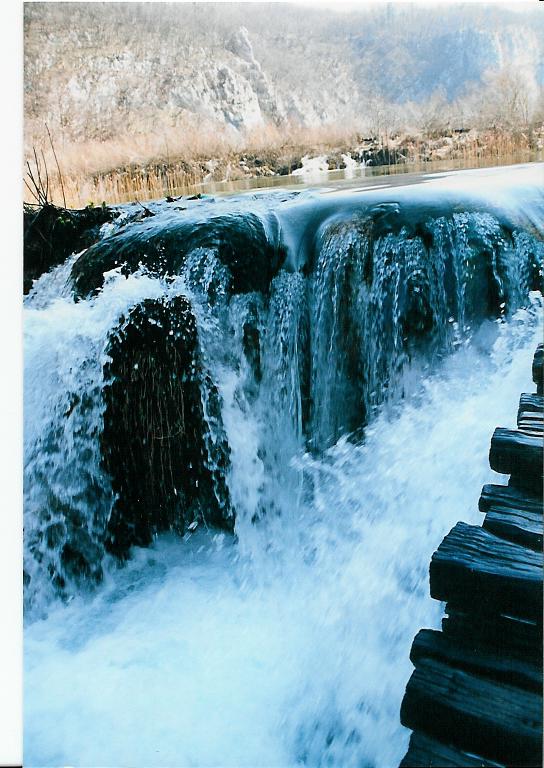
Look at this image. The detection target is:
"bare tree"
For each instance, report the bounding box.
[466,67,537,132]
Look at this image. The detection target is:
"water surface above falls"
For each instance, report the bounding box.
[24,164,543,767]
[68,162,544,288]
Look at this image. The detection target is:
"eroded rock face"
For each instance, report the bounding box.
[102,294,232,558]
[26,4,543,143]
[212,65,263,129]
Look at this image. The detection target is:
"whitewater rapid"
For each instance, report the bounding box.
[24,295,542,767]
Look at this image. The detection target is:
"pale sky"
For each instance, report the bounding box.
[290,0,533,11]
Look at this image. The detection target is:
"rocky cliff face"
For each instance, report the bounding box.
[24,3,544,142]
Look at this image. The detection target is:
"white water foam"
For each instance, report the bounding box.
[24,297,542,767]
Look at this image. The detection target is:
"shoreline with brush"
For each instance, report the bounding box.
[24,125,544,208]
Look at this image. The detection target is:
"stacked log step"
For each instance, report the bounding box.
[399,344,543,768]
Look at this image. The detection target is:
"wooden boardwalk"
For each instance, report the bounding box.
[399,344,543,768]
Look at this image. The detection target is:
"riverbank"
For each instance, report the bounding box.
[24,125,544,208]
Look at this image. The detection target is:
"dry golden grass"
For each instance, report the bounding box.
[23,121,542,209]
[23,121,361,206]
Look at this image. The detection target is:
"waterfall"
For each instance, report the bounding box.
[23,165,544,766]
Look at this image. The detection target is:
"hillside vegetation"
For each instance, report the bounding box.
[24,2,544,205]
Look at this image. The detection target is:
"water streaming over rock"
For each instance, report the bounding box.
[24,166,544,766]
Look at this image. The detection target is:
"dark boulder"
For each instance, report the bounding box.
[71,211,280,299]
[102,294,232,558]
[24,202,117,294]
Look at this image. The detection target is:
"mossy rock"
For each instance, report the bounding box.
[24,202,116,293]
[102,294,232,558]
[72,211,280,298]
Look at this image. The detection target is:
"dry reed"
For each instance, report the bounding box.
[24,122,542,208]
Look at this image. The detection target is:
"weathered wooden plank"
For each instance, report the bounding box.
[518,422,544,437]
[489,427,543,482]
[400,656,542,766]
[483,504,543,550]
[517,406,544,437]
[410,628,542,692]
[518,392,544,417]
[400,731,504,768]
[442,604,543,664]
[518,411,544,424]
[479,483,542,516]
[430,522,543,621]
[508,472,543,499]
[518,409,544,423]
[518,419,544,439]
[517,407,544,433]
[533,343,543,395]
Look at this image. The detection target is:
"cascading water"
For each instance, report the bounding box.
[24,166,543,767]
